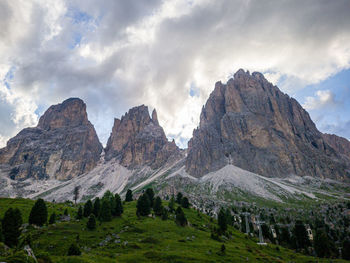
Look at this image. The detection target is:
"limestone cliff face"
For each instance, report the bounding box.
[186,69,350,181]
[0,98,103,180]
[105,105,180,169]
[322,133,350,160]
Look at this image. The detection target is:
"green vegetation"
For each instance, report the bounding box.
[125,189,133,202]
[29,198,48,226]
[0,196,349,262]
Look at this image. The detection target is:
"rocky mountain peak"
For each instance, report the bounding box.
[0,98,102,180]
[37,98,89,130]
[186,69,350,181]
[105,105,181,169]
[152,109,159,126]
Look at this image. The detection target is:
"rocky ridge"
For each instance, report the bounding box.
[0,98,103,180]
[105,105,181,169]
[186,69,350,181]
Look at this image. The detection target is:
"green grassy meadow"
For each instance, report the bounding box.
[0,198,348,262]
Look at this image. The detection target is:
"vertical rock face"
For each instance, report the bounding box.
[105,105,180,169]
[322,133,350,160]
[0,98,103,180]
[186,69,350,181]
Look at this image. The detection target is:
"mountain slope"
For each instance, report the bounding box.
[186,69,350,181]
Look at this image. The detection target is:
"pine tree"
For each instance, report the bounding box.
[114,194,123,216]
[221,244,226,255]
[279,227,291,247]
[293,220,310,250]
[64,209,69,216]
[0,223,3,242]
[100,200,112,222]
[176,192,183,204]
[343,239,350,260]
[67,243,81,256]
[314,229,331,258]
[49,213,56,224]
[181,197,190,208]
[83,200,93,217]
[125,189,133,202]
[161,207,168,220]
[73,186,80,205]
[175,207,187,226]
[168,196,175,212]
[136,194,151,216]
[29,198,48,226]
[2,208,22,247]
[86,214,96,230]
[218,207,227,233]
[145,188,155,207]
[93,197,101,218]
[77,206,83,219]
[153,196,162,216]
[102,191,115,216]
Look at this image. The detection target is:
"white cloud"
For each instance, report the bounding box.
[1,0,350,148]
[303,90,337,110]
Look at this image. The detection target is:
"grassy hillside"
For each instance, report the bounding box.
[0,198,348,263]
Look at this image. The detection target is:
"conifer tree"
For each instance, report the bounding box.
[153,196,162,216]
[29,198,48,226]
[175,207,187,226]
[49,212,56,224]
[114,194,123,216]
[67,243,81,256]
[218,207,227,233]
[181,197,190,208]
[314,229,331,258]
[87,214,96,230]
[73,186,80,205]
[83,200,93,217]
[136,194,151,216]
[100,200,112,222]
[93,197,101,218]
[2,208,22,247]
[168,196,175,212]
[145,188,155,206]
[64,208,69,216]
[221,244,226,255]
[343,239,350,260]
[161,207,168,220]
[176,192,183,204]
[77,206,83,219]
[0,224,3,242]
[102,191,115,216]
[125,189,133,202]
[293,220,310,249]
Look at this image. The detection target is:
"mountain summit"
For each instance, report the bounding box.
[0,98,103,180]
[186,69,350,181]
[105,105,180,169]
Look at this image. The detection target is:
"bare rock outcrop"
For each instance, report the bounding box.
[0,98,103,180]
[186,69,350,181]
[105,105,181,169]
[322,133,350,160]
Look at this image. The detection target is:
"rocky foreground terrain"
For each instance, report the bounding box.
[0,69,350,205]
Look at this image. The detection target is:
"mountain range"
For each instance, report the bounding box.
[0,69,349,205]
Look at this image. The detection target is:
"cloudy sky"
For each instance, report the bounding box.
[1,0,350,148]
